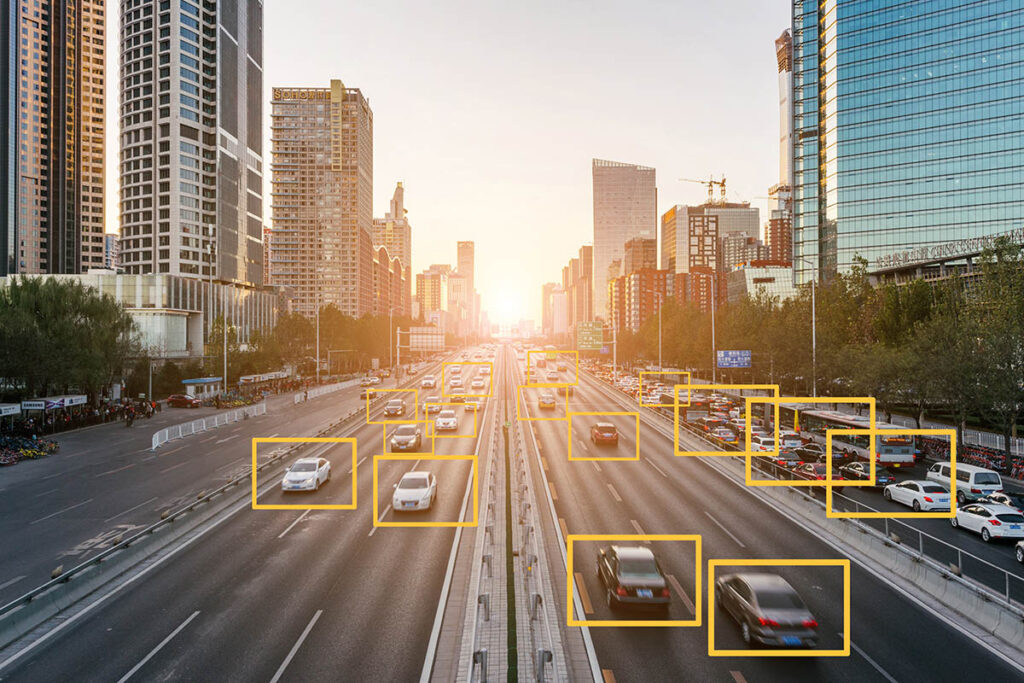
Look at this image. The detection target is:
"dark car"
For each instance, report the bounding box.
[383,399,406,417]
[715,573,819,647]
[772,450,804,469]
[590,422,619,445]
[792,462,843,482]
[166,394,201,408]
[795,443,827,462]
[980,491,1024,514]
[389,424,423,452]
[839,461,896,487]
[597,546,670,612]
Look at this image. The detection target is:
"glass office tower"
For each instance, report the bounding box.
[792,0,1024,283]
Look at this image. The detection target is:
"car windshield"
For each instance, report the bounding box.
[975,473,1001,485]
[291,462,316,473]
[996,513,1024,523]
[619,557,659,577]
[399,475,429,489]
[756,589,806,609]
[387,400,402,407]
[395,426,417,436]
[922,484,947,494]
[439,410,455,418]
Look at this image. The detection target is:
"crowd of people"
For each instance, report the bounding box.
[919,436,1024,479]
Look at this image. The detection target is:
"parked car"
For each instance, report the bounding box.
[390,424,423,452]
[883,480,951,512]
[951,503,1024,542]
[839,461,896,487]
[597,546,670,612]
[590,422,619,445]
[714,573,819,647]
[927,462,1003,505]
[392,471,437,511]
[166,394,201,408]
[383,399,406,417]
[281,457,331,492]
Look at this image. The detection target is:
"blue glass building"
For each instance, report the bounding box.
[792,0,1024,282]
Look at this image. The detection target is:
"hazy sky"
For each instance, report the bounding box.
[105,0,790,325]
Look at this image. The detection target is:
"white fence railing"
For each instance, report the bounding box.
[151,402,267,451]
[293,378,360,404]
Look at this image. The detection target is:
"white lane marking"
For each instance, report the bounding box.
[666,573,697,614]
[34,488,59,498]
[269,610,323,683]
[104,496,160,523]
[368,504,392,537]
[116,610,200,683]
[214,434,239,444]
[606,483,623,503]
[348,456,366,475]
[29,498,94,525]
[591,461,602,473]
[645,459,668,478]
[215,457,245,472]
[278,510,311,539]
[95,463,135,478]
[267,433,280,438]
[0,575,26,591]
[159,461,189,474]
[630,519,649,541]
[843,634,899,683]
[703,511,746,548]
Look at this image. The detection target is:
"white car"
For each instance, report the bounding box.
[480,366,491,376]
[369,376,382,385]
[883,480,950,512]
[281,457,331,492]
[435,409,459,431]
[471,377,486,390]
[449,377,464,389]
[421,375,436,389]
[392,471,437,511]
[951,503,1024,542]
[750,435,775,452]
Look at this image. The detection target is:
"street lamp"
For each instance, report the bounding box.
[796,257,818,397]
[641,286,663,370]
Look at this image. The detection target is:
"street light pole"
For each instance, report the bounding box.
[710,273,717,384]
[797,257,818,397]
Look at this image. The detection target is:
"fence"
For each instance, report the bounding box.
[293,379,360,404]
[151,402,267,451]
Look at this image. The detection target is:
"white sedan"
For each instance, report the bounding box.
[471,377,486,390]
[392,471,437,511]
[951,503,1024,542]
[281,457,331,492]
[435,409,459,431]
[883,480,950,512]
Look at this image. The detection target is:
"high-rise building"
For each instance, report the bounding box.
[457,240,476,333]
[372,246,409,318]
[119,0,263,286]
[765,184,793,265]
[592,159,656,320]
[661,203,760,275]
[1,0,105,275]
[541,282,558,337]
[792,1,1024,283]
[608,268,674,333]
[416,264,451,316]
[719,234,769,272]
[270,81,374,317]
[775,29,793,190]
[104,234,120,271]
[623,237,657,274]
[373,182,411,269]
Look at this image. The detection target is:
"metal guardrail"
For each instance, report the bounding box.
[293,378,360,404]
[151,402,267,450]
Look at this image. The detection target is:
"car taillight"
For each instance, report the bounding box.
[802,619,818,628]
[988,519,1002,526]
[758,617,779,627]
[923,496,933,503]
[616,586,628,596]
[660,588,670,597]
[971,488,981,494]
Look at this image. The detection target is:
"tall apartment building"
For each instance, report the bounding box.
[608,268,674,333]
[373,182,411,269]
[270,80,374,318]
[457,240,476,333]
[560,244,593,335]
[592,159,656,320]
[719,234,768,272]
[1,0,105,275]
[660,202,760,275]
[792,0,1024,283]
[416,264,451,316]
[104,234,120,271]
[119,0,263,286]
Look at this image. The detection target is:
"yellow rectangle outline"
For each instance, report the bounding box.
[382,420,435,456]
[526,349,580,388]
[425,401,478,439]
[743,397,876,487]
[251,437,357,510]
[827,428,957,518]
[568,411,640,461]
[708,558,851,657]
[441,361,495,399]
[567,533,702,627]
[372,454,479,527]
[366,387,420,424]
[640,371,692,408]
[672,384,780,457]
[516,384,569,422]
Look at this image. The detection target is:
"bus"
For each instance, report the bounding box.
[776,405,917,469]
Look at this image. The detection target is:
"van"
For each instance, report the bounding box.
[926,462,1003,504]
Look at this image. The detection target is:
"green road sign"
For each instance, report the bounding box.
[577,321,604,351]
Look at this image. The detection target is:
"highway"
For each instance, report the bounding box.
[516,355,1022,682]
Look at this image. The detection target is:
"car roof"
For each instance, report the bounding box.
[611,545,655,560]
[294,458,321,465]
[387,398,403,403]
[594,421,617,428]
[972,503,1020,513]
[400,471,430,480]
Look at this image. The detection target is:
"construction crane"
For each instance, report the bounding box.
[679,176,727,204]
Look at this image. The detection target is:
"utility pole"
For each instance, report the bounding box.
[710,272,717,384]
[796,257,818,397]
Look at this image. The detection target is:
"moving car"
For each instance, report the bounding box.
[281,458,331,492]
[597,546,670,612]
[392,471,437,511]
[792,462,842,482]
[166,394,201,408]
[795,443,826,462]
[369,376,382,385]
[838,461,896,487]
[883,480,950,512]
[715,573,819,647]
[772,450,803,469]
[383,399,406,417]
[449,377,464,389]
[750,435,775,453]
[471,377,486,390]
[927,462,1003,504]
[390,424,423,452]
[435,409,459,431]
[711,427,738,445]
[538,392,557,410]
[546,370,559,383]
[423,397,442,415]
[421,375,436,389]
[951,503,1024,542]
[590,422,619,445]
[464,398,484,413]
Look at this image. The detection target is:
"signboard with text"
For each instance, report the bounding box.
[577,322,604,351]
[717,350,751,368]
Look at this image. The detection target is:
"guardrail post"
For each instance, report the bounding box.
[478,593,490,622]
[482,553,492,578]
[530,592,542,620]
[473,648,488,683]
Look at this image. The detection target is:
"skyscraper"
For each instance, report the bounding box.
[792,0,1024,283]
[118,0,263,286]
[373,182,411,270]
[592,159,656,321]
[1,0,105,275]
[270,81,374,318]
[457,240,475,332]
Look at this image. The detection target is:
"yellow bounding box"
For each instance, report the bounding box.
[672,384,780,457]
[251,437,357,511]
[372,454,478,528]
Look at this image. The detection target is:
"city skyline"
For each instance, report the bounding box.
[101,0,790,324]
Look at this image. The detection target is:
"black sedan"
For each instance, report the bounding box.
[839,461,896,487]
[597,546,670,613]
[715,573,819,647]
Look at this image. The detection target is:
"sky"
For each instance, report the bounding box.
[105,0,790,326]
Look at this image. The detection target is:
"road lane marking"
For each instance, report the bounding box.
[199,434,218,443]
[278,510,311,539]
[269,610,323,683]
[666,573,696,614]
[591,461,602,473]
[630,519,649,542]
[348,456,366,475]
[116,610,200,683]
[574,572,594,614]
[645,459,668,478]
[844,634,898,682]
[558,517,569,539]
[215,457,245,472]
[368,504,393,537]
[30,498,94,525]
[704,511,746,548]
[156,445,184,457]
[95,463,136,478]
[606,483,622,502]
[214,434,239,444]
[549,482,558,501]
[159,461,189,474]
[541,456,549,471]
[41,471,64,481]
[729,672,746,683]
[104,496,159,523]
[267,433,279,438]
[0,575,26,591]
[34,487,58,498]
[602,670,616,683]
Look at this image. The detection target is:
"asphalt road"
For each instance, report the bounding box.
[519,358,1023,682]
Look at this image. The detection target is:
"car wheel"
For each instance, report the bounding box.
[982,528,991,542]
[912,500,921,512]
[883,489,892,501]
[950,516,959,528]
[1016,546,1023,564]
[957,491,966,505]
[741,622,752,645]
